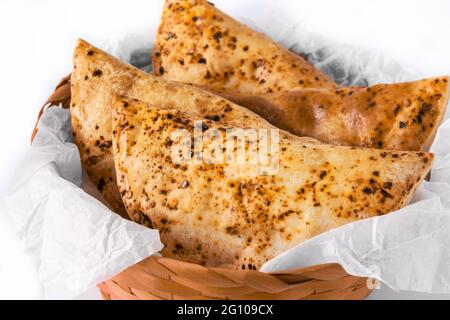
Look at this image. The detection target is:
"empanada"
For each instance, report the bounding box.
[112,97,433,269]
[153,0,336,93]
[152,0,449,151]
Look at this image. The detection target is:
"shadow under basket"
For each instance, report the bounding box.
[33,76,372,300]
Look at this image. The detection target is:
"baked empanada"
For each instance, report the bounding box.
[153,0,336,93]
[153,0,448,151]
[113,97,433,269]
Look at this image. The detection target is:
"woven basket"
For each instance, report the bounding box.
[33,76,373,300]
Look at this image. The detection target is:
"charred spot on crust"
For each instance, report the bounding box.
[165,32,175,40]
[383,182,393,189]
[226,226,238,235]
[86,155,99,165]
[92,69,103,77]
[201,123,209,131]
[97,140,112,150]
[97,178,106,192]
[414,114,423,124]
[165,138,173,148]
[141,214,153,228]
[420,102,432,114]
[363,187,374,194]
[205,115,221,121]
[172,243,184,254]
[213,31,223,42]
[413,103,431,125]
[380,189,394,199]
[224,104,233,112]
[159,66,165,75]
[122,190,133,199]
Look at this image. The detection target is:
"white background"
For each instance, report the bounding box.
[1,0,450,299]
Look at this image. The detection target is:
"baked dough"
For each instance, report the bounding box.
[153,0,336,93]
[113,97,433,269]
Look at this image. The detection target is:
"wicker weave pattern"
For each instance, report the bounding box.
[98,256,371,300]
[36,76,372,300]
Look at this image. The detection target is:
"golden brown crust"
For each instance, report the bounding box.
[220,77,450,151]
[113,97,433,269]
[153,1,449,152]
[153,0,336,93]
[71,39,286,218]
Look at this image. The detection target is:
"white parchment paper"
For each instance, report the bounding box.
[4,108,164,299]
[3,24,450,298]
